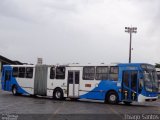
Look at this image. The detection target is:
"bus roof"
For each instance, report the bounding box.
[3,64,35,67]
[3,63,153,68]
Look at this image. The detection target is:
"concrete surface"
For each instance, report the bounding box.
[0,90,160,120]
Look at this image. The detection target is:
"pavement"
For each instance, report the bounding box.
[0,90,160,120]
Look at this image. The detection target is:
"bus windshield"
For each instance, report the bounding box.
[141,64,158,92]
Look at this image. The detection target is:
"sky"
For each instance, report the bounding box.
[0,0,160,65]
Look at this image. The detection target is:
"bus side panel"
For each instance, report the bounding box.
[79,80,119,100]
[79,80,101,99]
[11,77,29,94]
[11,67,35,95]
[2,66,29,94]
[46,67,67,97]
[47,67,69,98]
[16,77,35,95]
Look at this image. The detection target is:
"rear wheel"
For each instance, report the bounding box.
[12,86,18,96]
[53,88,64,100]
[105,91,119,104]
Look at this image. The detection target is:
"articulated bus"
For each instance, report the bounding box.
[1,63,159,104]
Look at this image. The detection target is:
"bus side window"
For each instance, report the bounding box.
[19,67,25,78]
[96,66,108,80]
[56,67,65,79]
[83,66,95,80]
[131,71,138,91]
[13,67,18,77]
[2,69,5,78]
[26,67,33,78]
[157,72,160,80]
[109,66,118,81]
[5,71,11,80]
[50,67,55,79]
[123,72,129,87]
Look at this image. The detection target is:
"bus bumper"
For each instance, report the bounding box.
[138,94,158,102]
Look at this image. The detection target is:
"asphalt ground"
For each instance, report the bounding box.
[0,90,160,120]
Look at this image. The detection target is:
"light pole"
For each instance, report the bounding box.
[125,27,137,63]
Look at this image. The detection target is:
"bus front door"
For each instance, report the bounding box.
[4,70,12,91]
[122,71,138,101]
[68,71,80,98]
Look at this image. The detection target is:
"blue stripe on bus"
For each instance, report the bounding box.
[80,80,120,100]
[11,77,29,94]
[141,88,158,97]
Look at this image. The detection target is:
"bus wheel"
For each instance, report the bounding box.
[12,86,18,96]
[53,88,64,100]
[105,91,119,104]
[123,101,132,105]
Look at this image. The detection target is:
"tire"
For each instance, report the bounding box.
[53,88,64,100]
[12,86,18,96]
[123,101,132,105]
[105,91,119,104]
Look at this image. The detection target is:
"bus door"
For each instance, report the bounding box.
[68,71,80,98]
[122,71,138,101]
[3,70,12,91]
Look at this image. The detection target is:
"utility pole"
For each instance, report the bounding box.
[125,27,137,63]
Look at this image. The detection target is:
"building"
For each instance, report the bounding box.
[0,55,23,72]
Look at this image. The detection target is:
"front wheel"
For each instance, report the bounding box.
[53,88,64,100]
[105,91,119,104]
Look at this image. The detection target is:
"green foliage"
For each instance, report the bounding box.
[155,63,160,68]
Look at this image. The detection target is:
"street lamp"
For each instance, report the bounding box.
[125,27,137,63]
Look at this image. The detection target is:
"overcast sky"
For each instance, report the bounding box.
[0,0,160,65]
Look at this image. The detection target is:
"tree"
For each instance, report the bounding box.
[155,63,160,68]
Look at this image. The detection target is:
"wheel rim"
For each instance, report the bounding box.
[55,91,61,98]
[13,88,16,94]
[110,94,116,102]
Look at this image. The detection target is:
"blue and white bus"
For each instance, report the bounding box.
[1,63,159,104]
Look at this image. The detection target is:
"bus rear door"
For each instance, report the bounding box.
[122,70,138,102]
[3,70,12,91]
[68,71,80,98]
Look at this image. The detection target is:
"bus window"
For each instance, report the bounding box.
[157,72,160,80]
[131,71,138,91]
[56,67,65,79]
[83,66,95,80]
[2,69,5,77]
[68,72,73,84]
[5,71,11,80]
[13,67,18,77]
[96,66,108,80]
[19,67,25,78]
[75,72,80,84]
[123,72,129,87]
[50,67,55,79]
[26,67,33,78]
[109,66,118,81]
